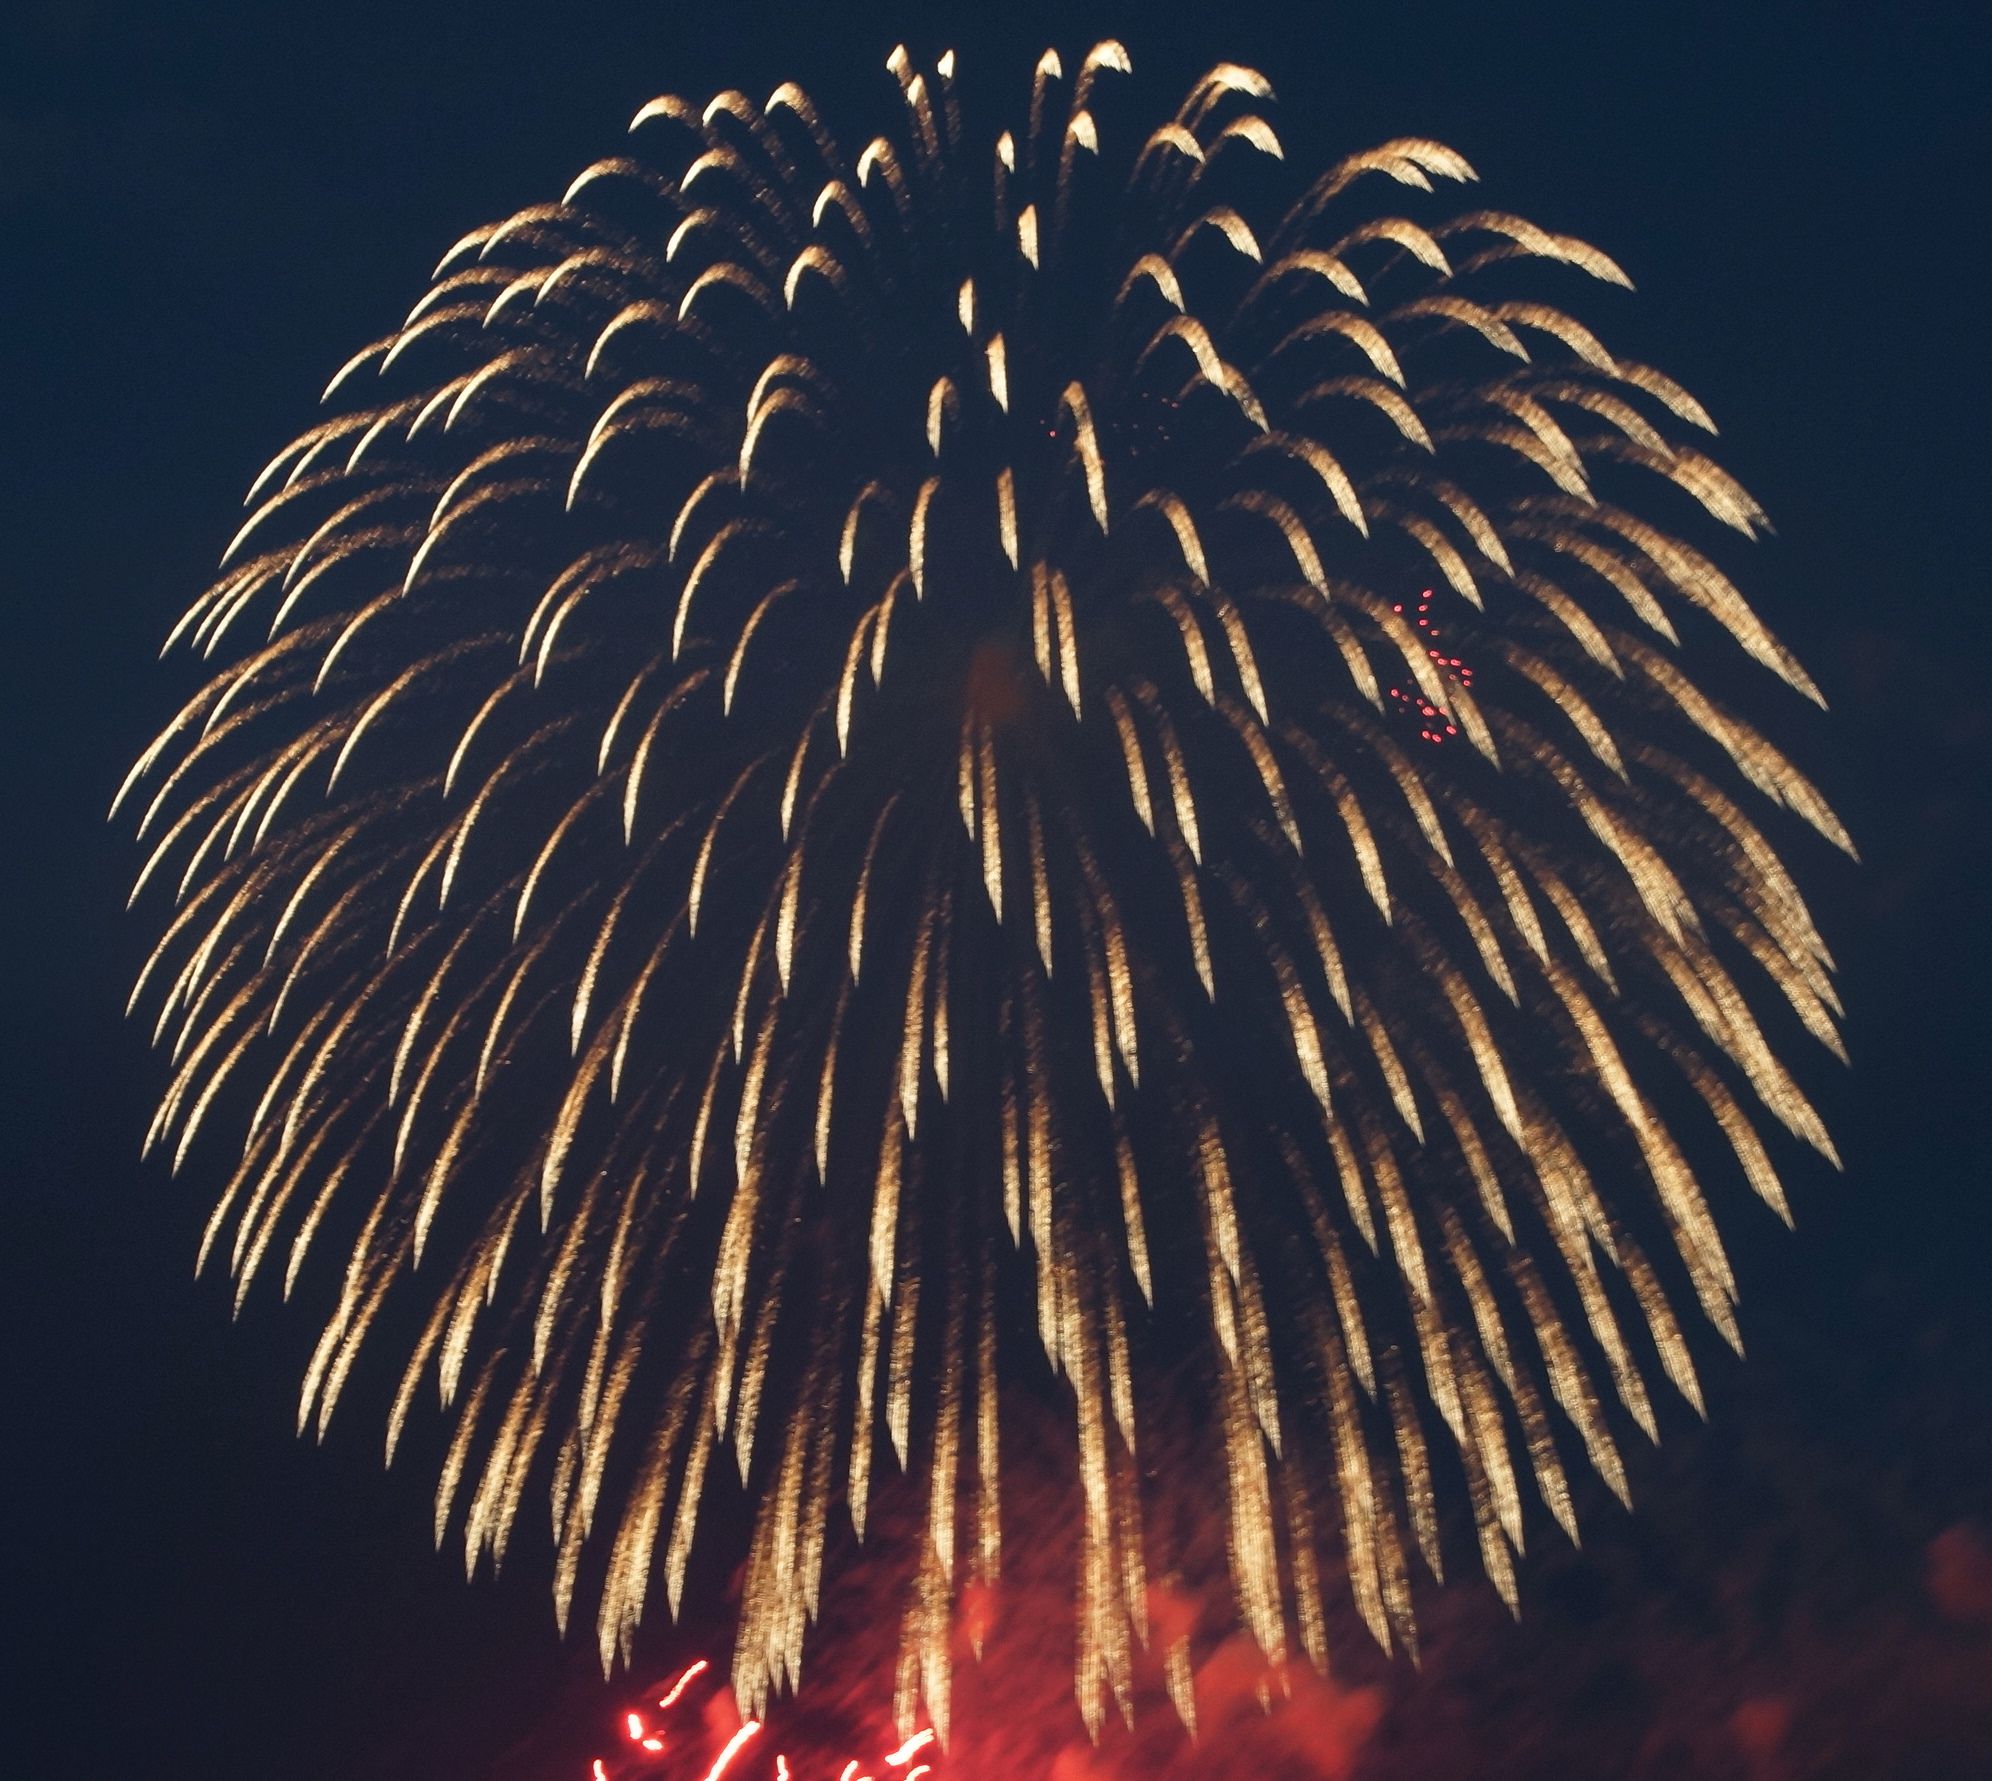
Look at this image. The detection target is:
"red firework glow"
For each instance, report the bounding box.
[575,1427,1390,1781]
[592,1662,942,1781]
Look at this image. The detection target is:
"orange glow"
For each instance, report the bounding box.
[885,1730,936,1766]
[963,639,1031,727]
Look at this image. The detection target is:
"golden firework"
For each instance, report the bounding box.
[121,43,1849,1741]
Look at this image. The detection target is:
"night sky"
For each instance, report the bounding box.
[7,4,1989,1777]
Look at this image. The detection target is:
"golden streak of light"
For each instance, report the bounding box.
[1218,696,1301,852]
[976,724,1002,920]
[1145,694,1202,862]
[1200,584,1271,719]
[929,893,953,1103]
[1168,834,1215,999]
[1025,790,1054,974]
[1133,487,1210,585]
[899,911,933,1138]
[1323,1108,1378,1254]
[1016,202,1039,267]
[870,1107,906,1305]
[888,1267,916,1482]
[975,1260,1001,1582]
[1384,1362,1441,1580]
[1362,1118,1433,1317]
[847,795,899,983]
[999,1061,1023,1247]
[1048,569,1082,718]
[1115,1131,1163,1306]
[1080,902,1117,1107]
[930,1286,963,1576]
[1058,383,1109,530]
[1632,644,1851,852]
[848,1280,886,1542]
[1105,689,1155,834]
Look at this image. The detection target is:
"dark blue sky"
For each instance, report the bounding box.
[6,4,1988,1777]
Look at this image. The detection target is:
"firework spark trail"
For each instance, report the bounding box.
[122,41,1848,1742]
[592,1659,938,1781]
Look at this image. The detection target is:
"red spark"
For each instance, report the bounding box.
[590,1653,943,1781]
[659,1660,710,1709]
[702,1721,762,1781]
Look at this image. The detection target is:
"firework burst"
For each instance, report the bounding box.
[120,42,1849,1742]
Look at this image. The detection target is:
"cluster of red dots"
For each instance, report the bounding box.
[1386,587,1473,746]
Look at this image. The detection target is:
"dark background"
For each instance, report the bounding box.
[6,3,1988,1776]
